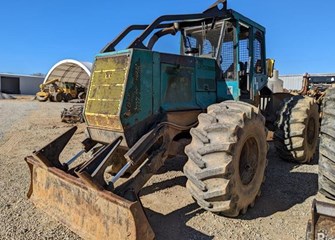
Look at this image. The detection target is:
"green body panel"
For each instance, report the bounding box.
[84,10,269,147]
[218,80,239,101]
[195,58,216,92]
[120,49,153,129]
[85,49,223,146]
[195,58,217,107]
[160,63,197,111]
[152,52,161,114]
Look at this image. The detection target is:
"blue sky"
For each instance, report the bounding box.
[0,0,334,75]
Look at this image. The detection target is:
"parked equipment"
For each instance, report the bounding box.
[296,73,335,105]
[36,79,86,102]
[25,1,321,239]
[62,82,86,101]
[36,78,61,102]
[61,105,85,123]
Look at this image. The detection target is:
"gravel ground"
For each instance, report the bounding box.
[0,98,325,239]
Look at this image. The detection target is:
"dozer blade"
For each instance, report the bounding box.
[25,144,155,240]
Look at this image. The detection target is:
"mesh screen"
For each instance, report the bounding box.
[185,36,197,49]
[254,39,261,64]
[202,39,213,55]
[239,39,249,65]
[221,42,234,72]
[254,31,263,73]
[183,20,224,57]
[221,27,235,78]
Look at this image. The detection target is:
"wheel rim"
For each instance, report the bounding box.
[239,137,259,185]
[307,117,316,145]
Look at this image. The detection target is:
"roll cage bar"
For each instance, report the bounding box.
[101,0,231,53]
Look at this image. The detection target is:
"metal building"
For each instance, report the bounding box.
[280,73,335,90]
[0,73,45,95]
[279,74,303,90]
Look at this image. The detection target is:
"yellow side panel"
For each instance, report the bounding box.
[85,54,130,132]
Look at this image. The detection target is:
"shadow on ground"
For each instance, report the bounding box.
[140,157,212,240]
[144,203,211,240]
[241,143,318,219]
[139,143,318,238]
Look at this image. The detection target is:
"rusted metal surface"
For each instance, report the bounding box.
[33,126,78,170]
[306,199,335,240]
[33,127,97,172]
[166,110,202,126]
[75,136,123,190]
[87,126,127,146]
[25,156,155,240]
[61,105,84,124]
[290,73,332,106]
[24,122,192,240]
[116,122,196,199]
[85,54,130,132]
[297,73,310,95]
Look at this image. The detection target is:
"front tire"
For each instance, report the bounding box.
[184,101,268,217]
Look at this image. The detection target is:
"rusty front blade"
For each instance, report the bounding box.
[25,156,154,240]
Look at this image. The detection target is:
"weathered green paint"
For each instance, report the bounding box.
[120,49,153,128]
[152,52,161,115]
[225,81,240,100]
[195,58,216,92]
[84,12,269,147]
[160,63,197,111]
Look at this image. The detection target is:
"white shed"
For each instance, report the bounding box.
[279,74,304,91]
[0,73,45,95]
[280,73,335,91]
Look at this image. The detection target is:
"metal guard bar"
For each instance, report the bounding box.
[101,0,229,52]
[128,4,230,49]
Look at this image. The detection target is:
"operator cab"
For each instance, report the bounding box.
[181,18,267,101]
[100,0,271,104]
[181,20,226,58]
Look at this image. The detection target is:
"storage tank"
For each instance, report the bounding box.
[268,69,284,93]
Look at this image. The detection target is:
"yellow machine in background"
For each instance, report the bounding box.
[36,79,86,102]
[36,78,60,102]
[62,82,86,101]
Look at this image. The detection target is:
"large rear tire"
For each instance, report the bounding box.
[319,88,335,199]
[274,95,319,163]
[52,92,63,102]
[184,101,268,217]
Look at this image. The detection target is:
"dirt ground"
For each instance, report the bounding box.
[0,98,326,239]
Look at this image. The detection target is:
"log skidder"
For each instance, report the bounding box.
[184,101,268,216]
[319,88,335,199]
[24,1,280,239]
[274,95,320,163]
